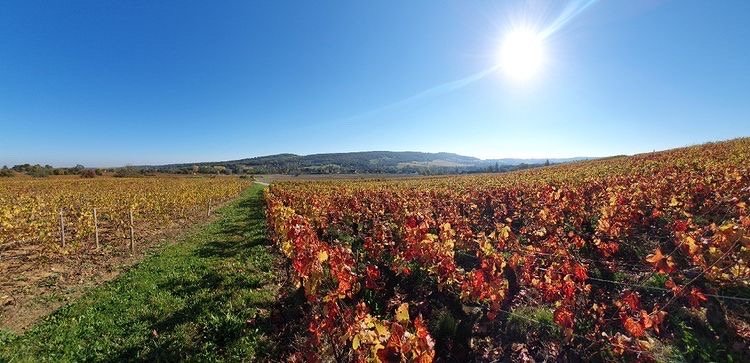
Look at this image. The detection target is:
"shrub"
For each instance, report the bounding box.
[27,168,50,178]
[80,169,97,178]
[113,167,143,178]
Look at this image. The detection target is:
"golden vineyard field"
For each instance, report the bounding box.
[0,176,251,253]
[266,139,750,361]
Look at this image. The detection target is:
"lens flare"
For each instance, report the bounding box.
[499,27,545,82]
[324,0,600,125]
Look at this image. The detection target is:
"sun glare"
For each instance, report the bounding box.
[499,28,545,82]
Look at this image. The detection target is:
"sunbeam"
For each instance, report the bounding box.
[329,0,600,125]
[539,0,599,39]
[333,65,501,125]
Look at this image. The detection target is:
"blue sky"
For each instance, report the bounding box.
[1,0,749,167]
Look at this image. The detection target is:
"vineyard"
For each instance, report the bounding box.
[0,176,251,330]
[266,139,750,361]
[0,176,251,253]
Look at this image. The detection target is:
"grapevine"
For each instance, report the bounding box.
[0,176,251,253]
[266,138,750,361]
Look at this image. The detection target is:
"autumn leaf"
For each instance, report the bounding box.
[281,240,294,257]
[498,225,511,239]
[672,219,690,232]
[639,310,653,329]
[609,333,632,355]
[374,322,389,337]
[365,265,382,290]
[650,309,667,334]
[414,315,435,347]
[623,317,645,337]
[573,264,588,282]
[396,303,409,323]
[684,236,701,255]
[376,346,400,363]
[737,201,747,215]
[621,291,640,311]
[553,306,574,329]
[645,248,675,274]
[688,287,708,307]
[664,278,682,294]
[669,196,679,207]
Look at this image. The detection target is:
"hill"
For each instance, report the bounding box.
[143,151,592,175]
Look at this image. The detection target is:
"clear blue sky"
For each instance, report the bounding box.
[1,0,749,167]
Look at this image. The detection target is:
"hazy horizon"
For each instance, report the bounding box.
[3,137,736,169]
[5,131,747,170]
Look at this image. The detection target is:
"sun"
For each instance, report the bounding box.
[499,28,545,82]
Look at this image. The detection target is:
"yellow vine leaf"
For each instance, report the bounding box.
[396,302,409,323]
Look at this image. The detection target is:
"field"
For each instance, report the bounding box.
[265,138,750,361]
[2,140,749,362]
[1,185,282,361]
[0,176,251,331]
[0,176,251,251]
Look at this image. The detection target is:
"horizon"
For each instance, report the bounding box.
[2,1,750,166]
[4,137,733,169]
[1,149,597,169]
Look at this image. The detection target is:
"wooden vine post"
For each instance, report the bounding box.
[59,208,66,248]
[93,207,99,249]
[207,198,212,216]
[129,208,135,253]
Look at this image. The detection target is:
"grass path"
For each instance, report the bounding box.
[0,184,281,362]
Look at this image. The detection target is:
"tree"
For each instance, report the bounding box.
[0,166,13,177]
[27,164,50,178]
[114,166,143,178]
[12,164,30,172]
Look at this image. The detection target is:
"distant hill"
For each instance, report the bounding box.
[142,151,593,175]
